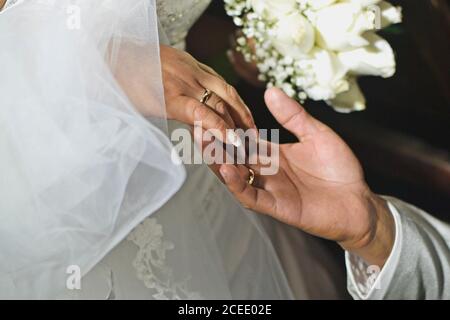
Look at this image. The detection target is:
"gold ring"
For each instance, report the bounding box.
[247,168,255,186]
[200,89,213,104]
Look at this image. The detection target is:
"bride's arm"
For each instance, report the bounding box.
[0,0,7,11]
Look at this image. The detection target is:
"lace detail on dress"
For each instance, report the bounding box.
[156,0,211,49]
[127,218,202,300]
[347,253,373,297]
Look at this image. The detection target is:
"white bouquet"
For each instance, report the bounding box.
[225,0,402,112]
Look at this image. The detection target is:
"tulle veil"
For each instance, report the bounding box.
[0,0,186,298]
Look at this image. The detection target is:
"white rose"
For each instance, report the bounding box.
[345,0,401,27]
[271,12,315,59]
[315,2,377,51]
[379,1,402,27]
[306,0,337,10]
[328,77,366,112]
[345,0,381,7]
[337,32,396,78]
[304,48,349,101]
[250,0,298,20]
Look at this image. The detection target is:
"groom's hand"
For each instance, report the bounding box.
[219,88,395,267]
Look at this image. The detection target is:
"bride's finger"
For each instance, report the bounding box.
[191,127,224,183]
[172,96,235,144]
[197,75,256,130]
[181,82,236,128]
[219,164,276,214]
[198,62,225,80]
[204,92,236,128]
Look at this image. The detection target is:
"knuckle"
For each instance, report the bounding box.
[213,117,227,132]
[192,102,206,119]
[237,181,249,194]
[225,84,238,100]
[180,50,193,60]
[284,111,303,128]
[214,101,227,115]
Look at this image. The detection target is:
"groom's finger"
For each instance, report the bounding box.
[219,164,276,215]
[264,87,327,140]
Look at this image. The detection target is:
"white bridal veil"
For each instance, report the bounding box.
[0,0,186,298]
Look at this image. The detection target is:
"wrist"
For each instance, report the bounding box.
[340,192,396,268]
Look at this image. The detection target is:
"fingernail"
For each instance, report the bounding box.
[220,167,228,181]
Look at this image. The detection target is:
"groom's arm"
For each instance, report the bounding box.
[347,197,450,299]
[219,88,450,299]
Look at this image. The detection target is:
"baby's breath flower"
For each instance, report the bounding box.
[225,0,401,112]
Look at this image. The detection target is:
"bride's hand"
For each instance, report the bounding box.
[219,88,395,268]
[114,43,255,139]
[160,45,256,133]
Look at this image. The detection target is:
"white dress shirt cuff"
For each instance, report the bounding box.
[345,201,403,300]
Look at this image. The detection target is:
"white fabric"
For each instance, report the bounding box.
[2,0,19,10]
[0,0,185,299]
[347,197,450,299]
[346,201,402,299]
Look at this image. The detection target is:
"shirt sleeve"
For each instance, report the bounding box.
[345,201,402,300]
[346,197,450,300]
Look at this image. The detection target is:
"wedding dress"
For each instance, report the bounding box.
[0,0,343,299]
